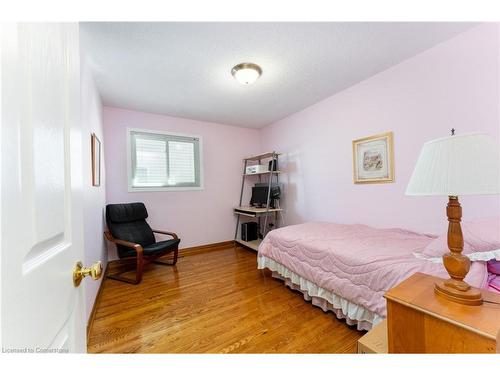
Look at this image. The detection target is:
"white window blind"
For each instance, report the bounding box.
[130,130,202,190]
[168,141,195,185]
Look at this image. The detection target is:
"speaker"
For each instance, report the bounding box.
[268,159,278,171]
[241,222,258,241]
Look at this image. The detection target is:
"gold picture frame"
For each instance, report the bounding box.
[352,131,394,184]
[91,133,101,187]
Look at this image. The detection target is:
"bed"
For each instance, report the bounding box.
[257,222,491,330]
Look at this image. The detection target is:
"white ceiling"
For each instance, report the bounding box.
[80,22,475,128]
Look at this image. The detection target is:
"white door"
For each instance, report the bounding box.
[1,23,87,353]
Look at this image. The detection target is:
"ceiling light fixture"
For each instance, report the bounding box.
[231,62,262,85]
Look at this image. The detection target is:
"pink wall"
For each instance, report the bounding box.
[80,56,107,321]
[103,107,260,252]
[260,24,500,235]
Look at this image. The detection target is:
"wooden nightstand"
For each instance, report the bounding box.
[384,272,500,353]
[357,320,388,353]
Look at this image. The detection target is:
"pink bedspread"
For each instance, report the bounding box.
[258,222,488,317]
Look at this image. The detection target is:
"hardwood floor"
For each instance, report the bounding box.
[87,243,363,353]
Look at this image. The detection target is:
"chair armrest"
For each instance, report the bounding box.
[152,229,179,240]
[104,231,144,253]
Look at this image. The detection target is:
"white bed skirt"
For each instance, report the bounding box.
[257,255,383,331]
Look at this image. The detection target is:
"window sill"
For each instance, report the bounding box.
[128,185,204,192]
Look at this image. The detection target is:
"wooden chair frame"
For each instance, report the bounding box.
[104,229,179,285]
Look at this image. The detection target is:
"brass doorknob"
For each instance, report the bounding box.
[73,261,102,287]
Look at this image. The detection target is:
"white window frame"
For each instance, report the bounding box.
[127,127,204,192]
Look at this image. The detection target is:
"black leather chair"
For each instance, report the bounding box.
[104,202,180,284]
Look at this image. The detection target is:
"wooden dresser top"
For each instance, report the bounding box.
[384,272,500,340]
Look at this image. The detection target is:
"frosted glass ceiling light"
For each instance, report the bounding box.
[231,63,262,85]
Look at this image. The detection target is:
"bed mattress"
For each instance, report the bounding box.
[257,222,488,328]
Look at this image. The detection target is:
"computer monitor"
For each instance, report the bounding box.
[250,185,280,208]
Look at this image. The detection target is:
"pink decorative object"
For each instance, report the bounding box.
[487,273,500,293]
[487,260,500,275]
[422,217,500,257]
[487,260,500,294]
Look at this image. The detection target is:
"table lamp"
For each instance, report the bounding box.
[406,131,500,305]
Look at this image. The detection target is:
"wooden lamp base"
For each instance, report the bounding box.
[434,281,483,306]
[434,196,483,306]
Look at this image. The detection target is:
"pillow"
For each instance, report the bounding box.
[488,260,500,275]
[487,273,500,292]
[422,217,500,257]
[422,235,471,257]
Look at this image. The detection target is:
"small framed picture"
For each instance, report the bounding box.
[352,132,394,184]
[91,133,101,187]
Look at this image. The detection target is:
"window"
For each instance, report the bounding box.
[128,129,203,191]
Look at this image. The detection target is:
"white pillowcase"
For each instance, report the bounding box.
[415,249,500,264]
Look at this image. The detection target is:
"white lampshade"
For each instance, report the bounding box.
[406,133,500,196]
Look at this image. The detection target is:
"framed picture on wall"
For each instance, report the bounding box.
[352,131,394,184]
[91,133,101,187]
